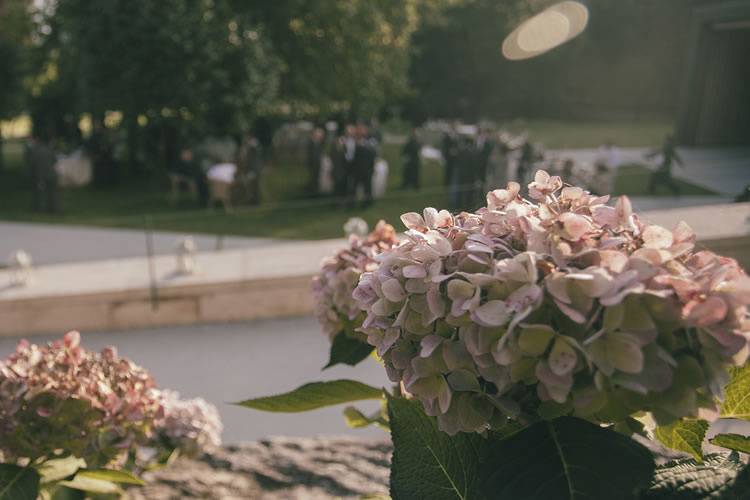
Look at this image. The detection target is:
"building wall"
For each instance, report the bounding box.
[677,1,750,145]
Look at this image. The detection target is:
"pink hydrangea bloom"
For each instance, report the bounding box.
[312,221,398,339]
[353,170,750,434]
[0,332,163,464]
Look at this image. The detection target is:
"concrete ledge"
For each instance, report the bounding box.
[1,203,748,338]
[0,275,314,336]
[0,239,345,337]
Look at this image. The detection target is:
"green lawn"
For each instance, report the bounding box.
[612,164,716,197]
[0,118,693,240]
[0,140,451,240]
[498,119,674,149]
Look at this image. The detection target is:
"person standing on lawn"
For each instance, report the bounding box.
[441,122,459,187]
[517,140,535,187]
[452,134,478,211]
[174,146,208,207]
[87,119,117,188]
[236,131,263,205]
[330,127,350,206]
[646,134,683,196]
[350,124,376,208]
[306,127,325,197]
[27,130,60,213]
[475,128,494,196]
[401,128,421,190]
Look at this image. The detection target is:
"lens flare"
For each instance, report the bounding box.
[502,1,589,60]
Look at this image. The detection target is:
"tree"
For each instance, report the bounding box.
[0,0,32,171]
[33,0,282,171]
[242,0,419,118]
[406,0,694,122]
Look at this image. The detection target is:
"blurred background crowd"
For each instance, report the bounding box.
[1,0,748,239]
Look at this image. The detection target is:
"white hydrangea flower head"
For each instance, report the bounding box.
[155,390,222,458]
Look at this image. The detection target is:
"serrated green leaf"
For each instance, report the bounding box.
[235,379,383,412]
[481,417,655,499]
[36,456,86,483]
[58,475,120,494]
[388,395,490,500]
[0,464,40,500]
[640,453,750,499]
[388,395,653,500]
[76,469,144,485]
[710,433,750,455]
[654,419,709,462]
[721,364,750,420]
[324,332,374,369]
[537,400,573,420]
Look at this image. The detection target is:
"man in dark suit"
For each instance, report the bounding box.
[27,130,59,213]
[646,134,684,197]
[402,128,421,190]
[441,122,459,187]
[306,127,325,197]
[236,131,263,205]
[453,135,477,211]
[350,124,376,208]
[475,128,494,198]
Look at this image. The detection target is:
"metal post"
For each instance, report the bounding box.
[144,215,159,311]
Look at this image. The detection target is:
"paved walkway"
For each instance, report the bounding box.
[2,317,748,444]
[548,146,750,197]
[0,316,391,443]
[627,195,734,212]
[0,221,277,266]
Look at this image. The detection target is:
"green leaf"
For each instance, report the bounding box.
[0,464,40,500]
[388,396,653,500]
[537,400,573,420]
[388,395,490,500]
[721,364,750,420]
[235,380,383,412]
[343,404,389,431]
[48,485,85,500]
[640,453,750,499]
[480,417,655,499]
[710,433,750,455]
[75,469,144,485]
[58,476,120,495]
[36,456,86,483]
[654,419,709,462]
[344,406,372,427]
[324,332,374,369]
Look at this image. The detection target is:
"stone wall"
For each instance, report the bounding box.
[126,437,391,499]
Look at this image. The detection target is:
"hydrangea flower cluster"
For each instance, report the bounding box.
[353,171,750,435]
[154,390,222,458]
[0,331,163,465]
[312,220,398,339]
